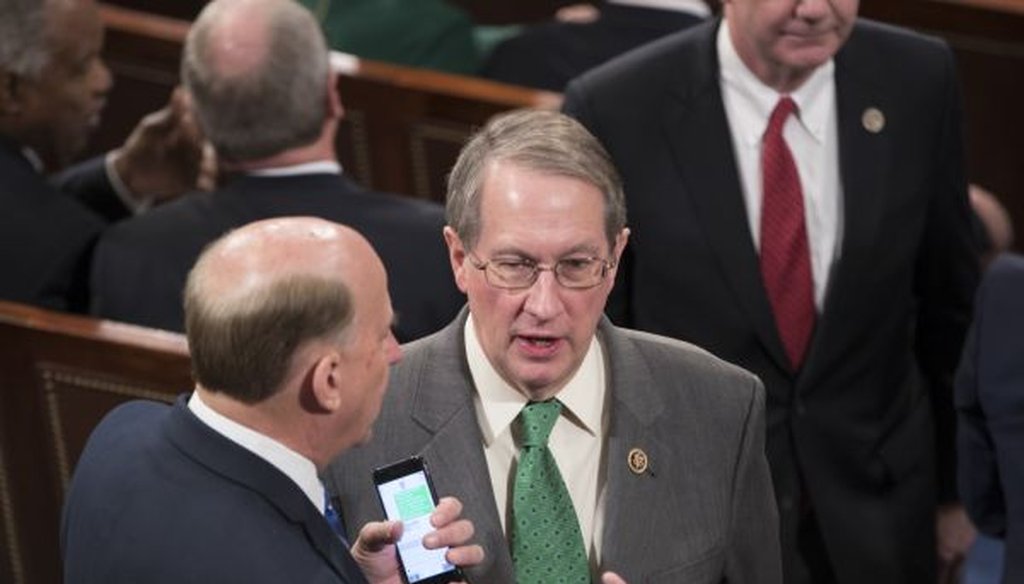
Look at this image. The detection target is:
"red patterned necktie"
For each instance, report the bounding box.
[760,97,815,370]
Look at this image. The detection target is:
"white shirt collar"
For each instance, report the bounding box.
[247,160,342,178]
[464,313,606,447]
[717,20,833,147]
[188,392,326,513]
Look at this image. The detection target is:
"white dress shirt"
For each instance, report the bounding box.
[464,315,609,572]
[188,392,327,513]
[247,159,342,177]
[718,22,844,309]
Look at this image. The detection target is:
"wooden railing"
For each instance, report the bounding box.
[0,301,191,584]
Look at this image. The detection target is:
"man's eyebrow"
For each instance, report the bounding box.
[487,243,603,259]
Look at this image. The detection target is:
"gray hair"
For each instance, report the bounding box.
[0,0,54,79]
[446,109,626,250]
[182,0,329,163]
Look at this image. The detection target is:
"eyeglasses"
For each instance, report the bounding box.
[468,253,615,290]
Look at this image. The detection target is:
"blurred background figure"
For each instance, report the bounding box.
[298,0,516,75]
[90,0,463,342]
[482,0,710,91]
[0,0,201,312]
[969,184,1015,270]
[956,253,1024,584]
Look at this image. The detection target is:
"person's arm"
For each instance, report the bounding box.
[350,496,483,584]
[910,42,981,579]
[56,87,204,219]
[954,274,1006,538]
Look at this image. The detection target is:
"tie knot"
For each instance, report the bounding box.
[517,400,562,447]
[766,96,798,137]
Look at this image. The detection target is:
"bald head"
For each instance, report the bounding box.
[182,0,330,162]
[193,0,273,80]
[185,217,387,403]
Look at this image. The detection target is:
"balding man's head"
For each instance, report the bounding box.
[182,0,330,163]
[185,217,387,403]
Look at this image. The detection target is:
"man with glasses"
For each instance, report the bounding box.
[325,109,782,583]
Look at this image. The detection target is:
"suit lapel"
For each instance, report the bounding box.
[800,33,892,387]
[597,321,680,571]
[662,21,791,373]
[165,398,367,583]
[407,313,516,582]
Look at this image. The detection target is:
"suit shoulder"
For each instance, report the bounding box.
[86,400,170,445]
[386,328,459,395]
[356,188,447,227]
[574,21,710,89]
[618,327,763,405]
[984,253,1024,285]
[844,18,953,71]
[101,191,219,250]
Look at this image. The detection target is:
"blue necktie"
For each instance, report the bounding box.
[324,491,349,546]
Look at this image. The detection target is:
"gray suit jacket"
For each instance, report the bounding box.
[325,309,781,583]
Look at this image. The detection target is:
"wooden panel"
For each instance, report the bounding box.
[87,3,560,203]
[330,53,560,200]
[0,301,190,584]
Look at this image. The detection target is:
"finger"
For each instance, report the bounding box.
[353,520,401,553]
[444,543,484,567]
[423,518,474,549]
[430,496,463,528]
[601,571,628,584]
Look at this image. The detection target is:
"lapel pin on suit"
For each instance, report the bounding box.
[627,447,649,475]
[862,107,885,134]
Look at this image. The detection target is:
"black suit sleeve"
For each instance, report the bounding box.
[54,156,132,222]
[911,43,981,504]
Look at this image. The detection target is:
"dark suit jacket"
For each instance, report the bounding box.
[62,397,367,583]
[563,18,979,584]
[90,172,464,342]
[481,4,704,91]
[0,137,125,312]
[956,253,1024,584]
[325,309,782,583]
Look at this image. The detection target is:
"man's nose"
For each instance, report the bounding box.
[522,270,565,320]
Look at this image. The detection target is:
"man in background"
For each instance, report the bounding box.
[563,0,979,581]
[483,0,710,91]
[62,217,482,583]
[0,0,200,311]
[90,0,463,342]
[956,253,1024,584]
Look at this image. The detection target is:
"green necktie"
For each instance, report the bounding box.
[510,400,590,584]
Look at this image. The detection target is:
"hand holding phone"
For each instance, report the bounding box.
[372,456,467,584]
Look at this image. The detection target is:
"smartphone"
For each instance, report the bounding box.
[372,456,466,584]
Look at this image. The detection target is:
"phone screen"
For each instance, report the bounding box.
[373,457,464,584]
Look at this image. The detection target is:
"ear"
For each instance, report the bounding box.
[326,69,344,121]
[443,226,470,293]
[310,350,344,412]
[611,227,630,267]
